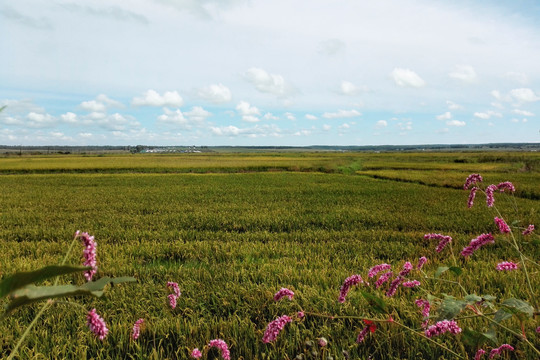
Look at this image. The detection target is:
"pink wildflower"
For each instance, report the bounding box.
[78,231,97,281]
[368,263,392,278]
[415,299,430,327]
[522,224,535,236]
[86,308,108,340]
[318,337,328,347]
[273,287,294,301]
[297,311,305,319]
[131,318,144,340]
[191,348,202,359]
[424,233,452,253]
[489,344,514,359]
[416,256,427,269]
[464,174,483,189]
[168,293,177,309]
[496,181,515,193]
[474,349,486,360]
[461,233,495,257]
[338,274,363,303]
[356,325,370,344]
[496,261,518,271]
[375,271,393,288]
[402,280,421,288]
[485,184,497,207]
[468,187,479,208]
[208,339,231,360]
[399,262,413,277]
[536,326,540,333]
[385,276,403,297]
[262,315,292,343]
[424,320,462,338]
[494,217,510,234]
[167,281,181,298]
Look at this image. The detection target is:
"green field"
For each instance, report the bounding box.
[1,152,539,359]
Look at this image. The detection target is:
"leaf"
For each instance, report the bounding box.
[500,298,534,321]
[462,328,497,348]
[434,266,449,278]
[464,294,482,305]
[0,265,90,298]
[436,296,467,321]
[361,291,388,314]
[494,308,513,324]
[4,276,136,314]
[448,266,462,276]
[481,295,496,301]
[434,266,462,278]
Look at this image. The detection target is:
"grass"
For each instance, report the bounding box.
[0,152,538,359]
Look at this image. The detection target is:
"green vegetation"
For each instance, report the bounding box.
[0,152,538,359]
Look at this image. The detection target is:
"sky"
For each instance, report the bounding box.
[1,0,540,146]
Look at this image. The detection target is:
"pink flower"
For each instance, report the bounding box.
[318,337,328,347]
[385,276,403,297]
[375,271,393,288]
[468,187,479,208]
[496,261,518,271]
[191,348,202,359]
[402,280,421,288]
[494,217,510,234]
[424,320,461,338]
[424,233,452,253]
[497,181,515,193]
[167,281,181,298]
[536,326,540,333]
[485,184,497,207]
[208,339,231,360]
[78,231,97,281]
[368,263,392,278]
[86,308,108,340]
[297,311,305,319]
[415,299,430,327]
[356,325,370,344]
[489,344,514,359]
[461,233,495,257]
[416,256,427,269]
[131,318,144,340]
[474,349,486,360]
[338,275,363,303]
[464,174,483,189]
[273,287,294,301]
[262,315,292,343]
[399,262,413,277]
[168,293,177,309]
[522,224,535,236]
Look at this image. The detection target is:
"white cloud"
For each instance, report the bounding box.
[448,64,477,83]
[211,125,241,136]
[263,112,279,120]
[80,100,106,112]
[211,124,282,138]
[390,68,426,88]
[184,106,211,123]
[491,102,504,109]
[61,112,78,123]
[513,109,534,116]
[375,120,387,128]
[491,90,503,101]
[446,120,466,127]
[158,108,187,126]
[436,112,452,120]
[305,114,317,120]
[509,88,540,103]
[523,118,528,123]
[78,132,93,138]
[26,112,57,128]
[338,81,368,96]
[244,67,295,97]
[339,123,350,129]
[236,101,261,122]
[284,112,296,121]
[322,109,361,119]
[98,113,138,131]
[132,89,183,107]
[473,110,502,119]
[96,94,123,108]
[511,118,519,123]
[397,121,412,131]
[197,83,232,103]
[322,124,331,131]
[446,101,463,110]
[294,129,311,136]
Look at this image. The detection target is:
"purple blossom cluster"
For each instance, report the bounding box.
[464,174,483,189]
[86,308,108,340]
[167,281,181,309]
[398,262,413,277]
[496,181,515,193]
[522,224,535,236]
[474,349,486,360]
[375,271,393,288]
[273,287,294,301]
[468,186,479,208]
[77,231,97,281]
[424,233,452,253]
[402,280,420,288]
[208,339,231,360]
[485,184,497,207]
[489,344,514,359]
[416,256,427,269]
[415,299,430,327]
[131,318,144,340]
[367,263,392,278]
[496,261,518,271]
[356,325,370,344]
[385,276,403,297]
[494,217,510,234]
[191,348,202,359]
[262,315,292,343]
[338,274,363,303]
[424,319,461,338]
[461,233,495,257]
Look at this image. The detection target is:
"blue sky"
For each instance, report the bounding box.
[1,0,539,146]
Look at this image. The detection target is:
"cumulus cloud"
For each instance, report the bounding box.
[284,112,296,121]
[397,121,412,131]
[263,112,279,120]
[197,83,232,103]
[98,113,139,131]
[322,109,361,119]
[184,106,211,123]
[317,38,346,56]
[322,124,331,131]
[26,112,57,128]
[436,112,452,120]
[375,120,387,128]
[211,124,282,137]
[95,94,124,108]
[61,112,78,124]
[509,88,540,103]
[448,64,477,83]
[132,89,183,107]
[294,129,312,136]
[305,114,318,120]
[446,120,466,127]
[338,81,368,96]
[244,68,296,98]
[446,101,463,110]
[236,101,261,122]
[390,68,426,88]
[513,109,534,116]
[157,108,188,127]
[474,110,502,119]
[80,100,106,112]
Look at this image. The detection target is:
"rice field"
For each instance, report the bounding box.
[0,151,538,359]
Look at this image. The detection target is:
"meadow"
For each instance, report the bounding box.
[0,151,538,359]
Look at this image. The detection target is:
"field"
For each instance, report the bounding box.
[0,151,539,359]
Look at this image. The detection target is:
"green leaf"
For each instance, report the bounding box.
[494,308,513,324]
[434,266,462,278]
[464,294,482,305]
[4,276,136,314]
[500,298,534,321]
[482,295,496,301]
[0,265,90,299]
[436,296,467,321]
[448,266,462,276]
[360,291,388,314]
[462,328,497,348]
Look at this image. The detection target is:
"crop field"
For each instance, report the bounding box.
[0,151,539,359]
